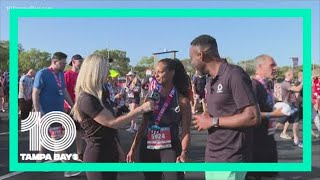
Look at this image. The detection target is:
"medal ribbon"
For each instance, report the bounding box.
[49,67,63,89]
[254,75,274,104]
[153,87,176,125]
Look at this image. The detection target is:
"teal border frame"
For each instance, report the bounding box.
[9,8,312,172]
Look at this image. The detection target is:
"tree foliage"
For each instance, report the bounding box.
[181,58,195,76]
[237,58,256,77]
[0,40,24,71]
[3,40,320,81]
[224,57,234,64]
[93,49,131,77]
[19,48,51,73]
[134,56,154,78]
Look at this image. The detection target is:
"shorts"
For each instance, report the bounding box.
[4,87,9,96]
[0,87,4,97]
[277,108,301,124]
[128,97,140,105]
[205,171,247,180]
[298,105,302,120]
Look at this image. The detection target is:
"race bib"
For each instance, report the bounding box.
[147,127,172,150]
[48,126,65,139]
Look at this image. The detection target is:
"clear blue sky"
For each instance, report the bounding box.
[1,0,319,67]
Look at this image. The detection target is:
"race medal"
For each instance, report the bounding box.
[151,124,161,131]
[147,127,172,150]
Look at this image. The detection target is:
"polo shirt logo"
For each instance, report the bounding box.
[217,84,223,93]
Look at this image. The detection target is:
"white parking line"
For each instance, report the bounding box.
[0,160,58,179]
[0,131,22,136]
[0,132,9,136]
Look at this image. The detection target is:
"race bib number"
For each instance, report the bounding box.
[147,127,172,150]
[48,126,65,139]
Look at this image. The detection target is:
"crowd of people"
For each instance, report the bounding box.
[0,71,9,113]
[11,34,318,180]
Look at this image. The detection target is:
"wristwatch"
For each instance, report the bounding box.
[212,117,219,127]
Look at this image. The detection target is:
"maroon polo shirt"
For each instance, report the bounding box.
[205,60,257,162]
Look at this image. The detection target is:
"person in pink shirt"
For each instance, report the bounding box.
[312,70,320,137]
[64,54,85,162]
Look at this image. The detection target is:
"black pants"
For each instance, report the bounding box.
[139,140,184,180]
[18,98,32,120]
[84,140,119,180]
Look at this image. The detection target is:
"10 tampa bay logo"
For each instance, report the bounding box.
[20,111,78,161]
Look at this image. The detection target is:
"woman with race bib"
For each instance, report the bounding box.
[126,58,191,180]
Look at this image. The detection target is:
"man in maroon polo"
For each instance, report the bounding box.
[190,34,261,180]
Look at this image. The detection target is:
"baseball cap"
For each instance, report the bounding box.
[126,70,136,76]
[109,69,120,78]
[69,54,84,66]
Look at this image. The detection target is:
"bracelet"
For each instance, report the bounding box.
[266,112,271,120]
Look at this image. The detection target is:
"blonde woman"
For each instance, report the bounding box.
[125,71,142,133]
[72,54,153,180]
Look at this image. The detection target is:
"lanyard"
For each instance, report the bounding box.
[49,68,62,89]
[254,75,274,103]
[153,87,176,125]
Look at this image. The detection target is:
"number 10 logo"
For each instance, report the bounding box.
[21,111,76,152]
